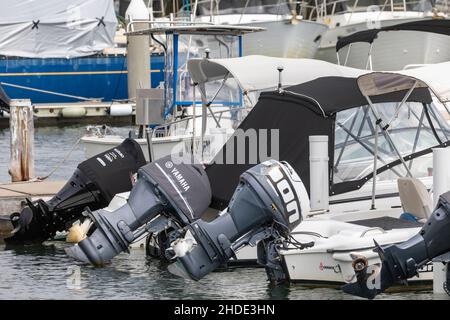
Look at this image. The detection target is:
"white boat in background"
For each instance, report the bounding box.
[172,0,328,58]
[81,55,366,160]
[313,0,450,70]
[80,25,264,162]
[334,18,450,70]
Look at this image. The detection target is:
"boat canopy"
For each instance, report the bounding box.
[0,0,117,58]
[188,55,367,94]
[336,19,450,52]
[206,68,450,209]
[358,62,450,103]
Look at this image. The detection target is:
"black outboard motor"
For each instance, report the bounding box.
[167,160,308,281]
[0,83,10,112]
[65,154,211,265]
[342,190,450,299]
[5,138,146,244]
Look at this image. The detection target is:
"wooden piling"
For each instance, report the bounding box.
[9,99,34,182]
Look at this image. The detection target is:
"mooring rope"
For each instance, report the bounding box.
[36,137,82,181]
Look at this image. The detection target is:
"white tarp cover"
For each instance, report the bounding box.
[358,62,450,103]
[188,55,368,93]
[0,0,117,58]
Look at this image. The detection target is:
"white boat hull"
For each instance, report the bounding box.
[316,15,450,70]
[194,14,328,58]
[281,220,432,286]
[242,19,328,58]
[81,135,188,162]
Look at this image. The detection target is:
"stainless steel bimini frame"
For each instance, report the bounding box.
[334,74,450,209]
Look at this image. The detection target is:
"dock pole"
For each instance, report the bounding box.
[9,99,34,182]
[432,147,450,207]
[309,135,329,212]
[126,0,151,100]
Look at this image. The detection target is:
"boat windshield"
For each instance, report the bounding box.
[164,32,242,115]
[193,0,292,16]
[333,100,450,184]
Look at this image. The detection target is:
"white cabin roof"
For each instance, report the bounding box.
[188,55,368,93]
[189,56,450,103]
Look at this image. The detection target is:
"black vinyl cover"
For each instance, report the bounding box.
[206,94,334,210]
[139,155,211,221]
[205,77,431,209]
[282,77,431,115]
[336,19,450,51]
[78,138,146,202]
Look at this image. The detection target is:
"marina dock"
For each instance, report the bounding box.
[0,180,64,237]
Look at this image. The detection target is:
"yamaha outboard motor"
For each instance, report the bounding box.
[5,138,146,244]
[342,190,450,299]
[167,160,308,281]
[65,154,211,265]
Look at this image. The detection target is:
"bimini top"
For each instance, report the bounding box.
[336,19,450,52]
[358,61,450,103]
[126,24,265,36]
[0,0,117,58]
[188,55,367,93]
[205,67,445,209]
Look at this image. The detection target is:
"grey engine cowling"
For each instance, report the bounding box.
[65,154,211,265]
[167,160,308,281]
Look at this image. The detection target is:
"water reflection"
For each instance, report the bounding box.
[0,126,444,300]
[0,241,440,300]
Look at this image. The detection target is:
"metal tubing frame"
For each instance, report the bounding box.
[334,107,361,169]
[365,95,413,177]
[427,102,450,141]
[344,43,352,66]
[168,33,179,118]
[371,119,378,209]
[365,42,374,70]
[386,80,418,127]
[408,108,425,170]
[335,121,403,178]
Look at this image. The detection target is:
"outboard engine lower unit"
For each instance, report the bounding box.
[167,160,309,281]
[66,155,211,265]
[5,138,146,243]
[342,191,450,299]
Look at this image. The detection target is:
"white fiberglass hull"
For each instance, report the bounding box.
[195,14,328,58]
[316,14,450,70]
[82,135,182,162]
[280,220,432,286]
[242,19,328,58]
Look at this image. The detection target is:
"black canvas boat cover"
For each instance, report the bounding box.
[78,138,146,202]
[336,19,450,52]
[205,76,432,210]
